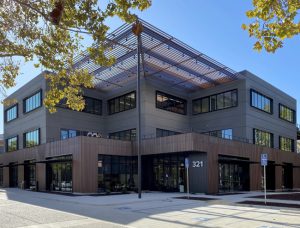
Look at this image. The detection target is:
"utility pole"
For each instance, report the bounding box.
[132,19,143,199]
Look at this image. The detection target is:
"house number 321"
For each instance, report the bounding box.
[192,161,203,168]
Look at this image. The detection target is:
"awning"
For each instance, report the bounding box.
[73,19,242,92]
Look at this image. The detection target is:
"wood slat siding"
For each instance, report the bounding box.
[141,133,300,193]
[0,136,133,193]
[1,133,300,194]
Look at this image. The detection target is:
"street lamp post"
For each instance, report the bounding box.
[132,20,143,199]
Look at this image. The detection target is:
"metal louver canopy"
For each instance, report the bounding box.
[73,19,240,92]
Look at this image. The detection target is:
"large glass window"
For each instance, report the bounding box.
[250,89,273,114]
[279,104,295,123]
[24,129,40,148]
[58,96,102,115]
[23,90,42,113]
[208,129,233,140]
[193,89,237,114]
[6,136,18,152]
[156,128,181,138]
[98,155,137,193]
[279,136,294,152]
[46,155,72,192]
[253,129,273,148]
[5,105,18,122]
[156,91,187,115]
[109,129,136,141]
[83,97,102,115]
[108,91,136,115]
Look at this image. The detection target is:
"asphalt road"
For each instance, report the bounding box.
[1,189,300,228]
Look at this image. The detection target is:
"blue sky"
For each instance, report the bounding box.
[1,0,300,133]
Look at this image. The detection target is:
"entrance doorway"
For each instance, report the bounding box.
[218,156,250,192]
[9,163,18,187]
[265,161,275,190]
[282,163,293,190]
[46,155,72,192]
[142,153,186,192]
[24,160,36,190]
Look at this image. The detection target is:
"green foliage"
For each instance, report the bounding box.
[243,0,300,52]
[0,0,151,112]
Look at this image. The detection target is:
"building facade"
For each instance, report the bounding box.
[0,20,299,194]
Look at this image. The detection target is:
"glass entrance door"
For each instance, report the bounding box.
[9,163,18,187]
[46,158,72,192]
[151,154,186,192]
[24,161,36,190]
[219,162,249,192]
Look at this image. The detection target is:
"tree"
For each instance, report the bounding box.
[243,0,300,53]
[0,0,151,112]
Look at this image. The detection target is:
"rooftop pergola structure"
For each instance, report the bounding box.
[73,19,243,199]
[73,19,242,93]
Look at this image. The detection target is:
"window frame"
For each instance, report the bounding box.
[192,89,238,115]
[23,90,43,114]
[156,91,187,115]
[253,128,274,148]
[4,104,18,123]
[250,89,273,114]
[278,103,296,124]
[279,136,295,152]
[6,135,19,152]
[108,91,136,115]
[23,128,40,148]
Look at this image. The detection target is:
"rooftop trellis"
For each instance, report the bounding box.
[73,19,241,92]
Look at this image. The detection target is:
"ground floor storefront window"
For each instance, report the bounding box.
[9,163,18,187]
[282,163,293,189]
[24,160,36,190]
[98,155,137,193]
[46,155,72,192]
[218,156,250,192]
[142,153,186,192]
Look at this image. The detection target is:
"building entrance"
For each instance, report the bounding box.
[24,160,36,190]
[142,153,186,192]
[282,163,293,190]
[46,155,72,192]
[218,156,250,192]
[266,161,275,190]
[9,163,18,187]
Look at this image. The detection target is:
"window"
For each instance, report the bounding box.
[24,129,40,148]
[60,129,89,140]
[5,104,18,122]
[279,104,295,123]
[279,136,294,152]
[58,96,102,115]
[109,129,136,141]
[250,89,273,114]
[83,97,102,115]
[207,129,233,140]
[253,129,273,148]
[108,91,136,115]
[156,128,181,138]
[23,90,42,113]
[98,155,137,192]
[192,89,237,114]
[6,136,18,152]
[156,91,187,115]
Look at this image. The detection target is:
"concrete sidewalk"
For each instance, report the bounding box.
[1,189,300,227]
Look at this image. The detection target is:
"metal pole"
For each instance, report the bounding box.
[187,166,190,199]
[132,20,143,199]
[264,165,267,205]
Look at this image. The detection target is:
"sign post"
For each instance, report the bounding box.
[261,153,268,205]
[185,157,190,199]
